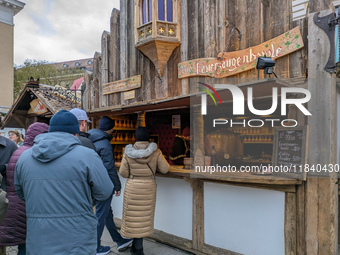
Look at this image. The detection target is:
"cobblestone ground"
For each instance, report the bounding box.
[6,227,191,255]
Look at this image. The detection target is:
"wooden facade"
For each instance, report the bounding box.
[84,1,339,255]
[85,0,309,114]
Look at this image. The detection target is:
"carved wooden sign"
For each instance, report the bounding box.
[178,26,304,79]
[28,99,48,115]
[103,75,141,95]
[124,90,135,100]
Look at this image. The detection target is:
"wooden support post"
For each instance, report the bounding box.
[306,9,338,255]
[191,179,204,251]
[120,0,127,105]
[137,112,146,127]
[193,106,204,154]
[285,192,297,255]
[110,8,120,107]
[101,31,110,108]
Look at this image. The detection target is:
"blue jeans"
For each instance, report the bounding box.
[96,195,124,248]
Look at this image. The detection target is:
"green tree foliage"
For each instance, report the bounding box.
[14,59,84,100]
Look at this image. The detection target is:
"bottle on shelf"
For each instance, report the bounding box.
[116,119,121,128]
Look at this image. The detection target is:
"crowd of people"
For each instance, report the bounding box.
[0,108,170,255]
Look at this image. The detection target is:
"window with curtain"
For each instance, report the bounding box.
[142,0,152,24]
[158,0,173,22]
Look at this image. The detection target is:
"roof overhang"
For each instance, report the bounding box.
[1,84,80,129]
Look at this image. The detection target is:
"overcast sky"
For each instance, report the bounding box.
[13,0,120,66]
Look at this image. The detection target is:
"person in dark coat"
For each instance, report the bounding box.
[0,174,8,225]
[0,134,17,191]
[0,122,49,255]
[70,108,96,150]
[169,127,192,165]
[88,116,132,254]
[14,110,114,255]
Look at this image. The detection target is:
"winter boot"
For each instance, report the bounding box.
[130,244,144,255]
[136,248,144,255]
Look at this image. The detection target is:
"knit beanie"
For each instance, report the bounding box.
[49,110,80,134]
[99,116,115,131]
[182,127,190,137]
[135,127,150,142]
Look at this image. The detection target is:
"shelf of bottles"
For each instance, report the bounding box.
[227,127,273,144]
[111,133,136,144]
[113,119,137,130]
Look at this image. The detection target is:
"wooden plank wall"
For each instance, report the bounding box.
[88,0,307,111]
[110,8,121,106]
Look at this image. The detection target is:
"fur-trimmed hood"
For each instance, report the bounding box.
[125,142,157,160]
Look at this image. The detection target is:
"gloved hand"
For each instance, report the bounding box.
[0,164,6,174]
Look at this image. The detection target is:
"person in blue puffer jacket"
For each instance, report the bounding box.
[14,110,113,255]
[88,116,132,255]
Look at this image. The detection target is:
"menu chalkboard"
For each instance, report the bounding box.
[272,126,308,179]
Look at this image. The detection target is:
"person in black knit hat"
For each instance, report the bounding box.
[88,116,132,254]
[119,126,170,255]
[135,126,150,142]
[14,110,113,255]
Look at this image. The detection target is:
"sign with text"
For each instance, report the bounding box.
[172,115,181,129]
[103,75,141,95]
[124,90,135,100]
[272,126,308,180]
[178,26,304,79]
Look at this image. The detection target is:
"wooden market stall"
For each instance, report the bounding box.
[1,78,81,129]
[84,1,339,254]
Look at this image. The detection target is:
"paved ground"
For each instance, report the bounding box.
[6,227,191,255]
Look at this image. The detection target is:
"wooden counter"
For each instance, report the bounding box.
[116,164,302,192]
[164,166,302,185]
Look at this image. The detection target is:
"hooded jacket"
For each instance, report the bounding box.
[14,132,113,255]
[88,129,121,192]
[0,122,49,246]
[119,142,169,238]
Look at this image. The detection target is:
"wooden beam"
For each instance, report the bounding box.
[12,115,25,128]
[308,0,334,13]
[191,179,204,251]
[202,243,243,255]
[137,111,146,127]
[296,182,306,254]
[285,192,297,255]
[306,9,338,255]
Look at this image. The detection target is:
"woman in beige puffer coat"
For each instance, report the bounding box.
[119,127,170,255]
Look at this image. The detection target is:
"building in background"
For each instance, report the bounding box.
[39,58,93,88]
[0,0,25,114]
